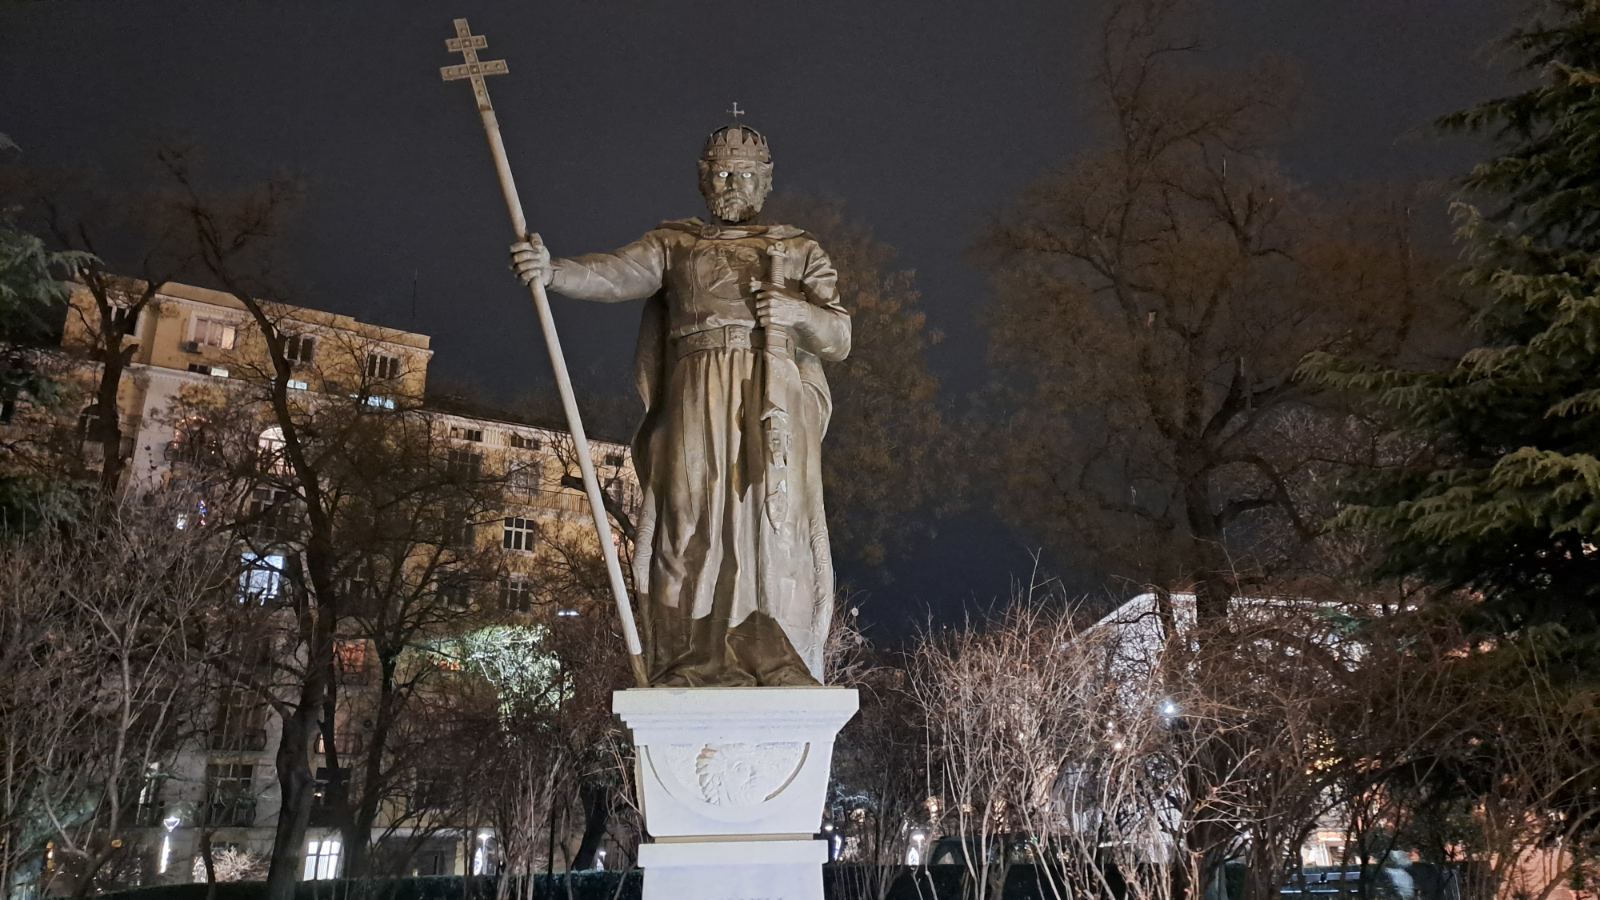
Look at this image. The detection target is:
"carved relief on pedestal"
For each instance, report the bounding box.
[644,741,811,820]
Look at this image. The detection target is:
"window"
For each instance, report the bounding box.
[213,689,268,751]
[187,363,229,378]
[108,304,140,336]
[502,517,536,552]
[414,767,457,811]
[246,487,295,542]
[366,353,400,380]
[341,564,374,602]
[316,706,364,757]
[500,575,533,613]
[239,552,285,603]
[169,417,220,465]
[310,768,347,827]
[77,405,109,445]
[303,838,341,880]
[508,461,543,496]
[193,317,237,350]
[334,639,369,680]
[204,763,256,827]
[441,507,475,549]
[258,427,287,474]
[450,426,484,443]
[284,334,316,365]
[508,432,541,452]
[133,763,165,827]
[436,574,471,609]
[447,448,481,480]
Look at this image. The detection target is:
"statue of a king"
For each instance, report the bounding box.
[510,121,850,688]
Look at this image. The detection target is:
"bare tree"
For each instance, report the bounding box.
[0,495,231,899]
[979,0,1457,620]
[827,633,925,900]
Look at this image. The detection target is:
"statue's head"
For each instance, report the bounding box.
[699,124,773,224]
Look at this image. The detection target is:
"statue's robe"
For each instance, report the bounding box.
[549,218,850,686]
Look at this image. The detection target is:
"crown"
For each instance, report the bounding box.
[702,125,771,164]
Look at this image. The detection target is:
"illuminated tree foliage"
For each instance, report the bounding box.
[456,624,566,715]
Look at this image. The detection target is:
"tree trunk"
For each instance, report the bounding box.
[266,596,336,900]
[267,696,320,899]
[200,831,218,900]
[569,785,609,871]
[92,346,127,494]
[340,658,398,880]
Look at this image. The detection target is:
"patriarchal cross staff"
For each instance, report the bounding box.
[439,18,649,688]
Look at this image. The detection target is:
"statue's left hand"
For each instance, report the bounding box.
[752,282,810,330]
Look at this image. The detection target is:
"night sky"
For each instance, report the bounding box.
[0,1,1522,631]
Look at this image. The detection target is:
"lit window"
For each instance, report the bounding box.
[284,334,316,365]
[193,317,237,350]
[500,575,533,613]
[334,639,368,678]
[303,838,341,880]
[258,427,287,474]
[502,517,536,552]
[239,552,285,603]
[365,353,400,381]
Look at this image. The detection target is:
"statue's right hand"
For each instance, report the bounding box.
[509,234,553,287]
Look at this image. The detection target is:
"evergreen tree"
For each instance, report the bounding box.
[1304,1,1600,636]
[0,134,95,531]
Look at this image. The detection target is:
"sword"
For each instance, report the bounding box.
[440,18,649,689]
[762,243,794,531]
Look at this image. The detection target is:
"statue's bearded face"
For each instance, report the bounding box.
[698,158,773,224]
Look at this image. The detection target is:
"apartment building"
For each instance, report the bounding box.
[52,279,635,886]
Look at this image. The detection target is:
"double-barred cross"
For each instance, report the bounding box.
[440,18,507,110]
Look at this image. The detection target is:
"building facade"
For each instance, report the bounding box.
[47,279,635,888]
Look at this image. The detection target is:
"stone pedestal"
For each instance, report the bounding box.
[613,687,859,900]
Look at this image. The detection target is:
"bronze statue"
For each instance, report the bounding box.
[511,119,850,687]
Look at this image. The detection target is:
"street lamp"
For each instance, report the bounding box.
[159,815,181,875]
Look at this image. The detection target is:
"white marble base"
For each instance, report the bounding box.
[613,687,859,900]
[637,839,826,900]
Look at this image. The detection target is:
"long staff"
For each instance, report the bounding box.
[440,18,649,688]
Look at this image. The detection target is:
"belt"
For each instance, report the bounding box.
[673,324,795,360]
